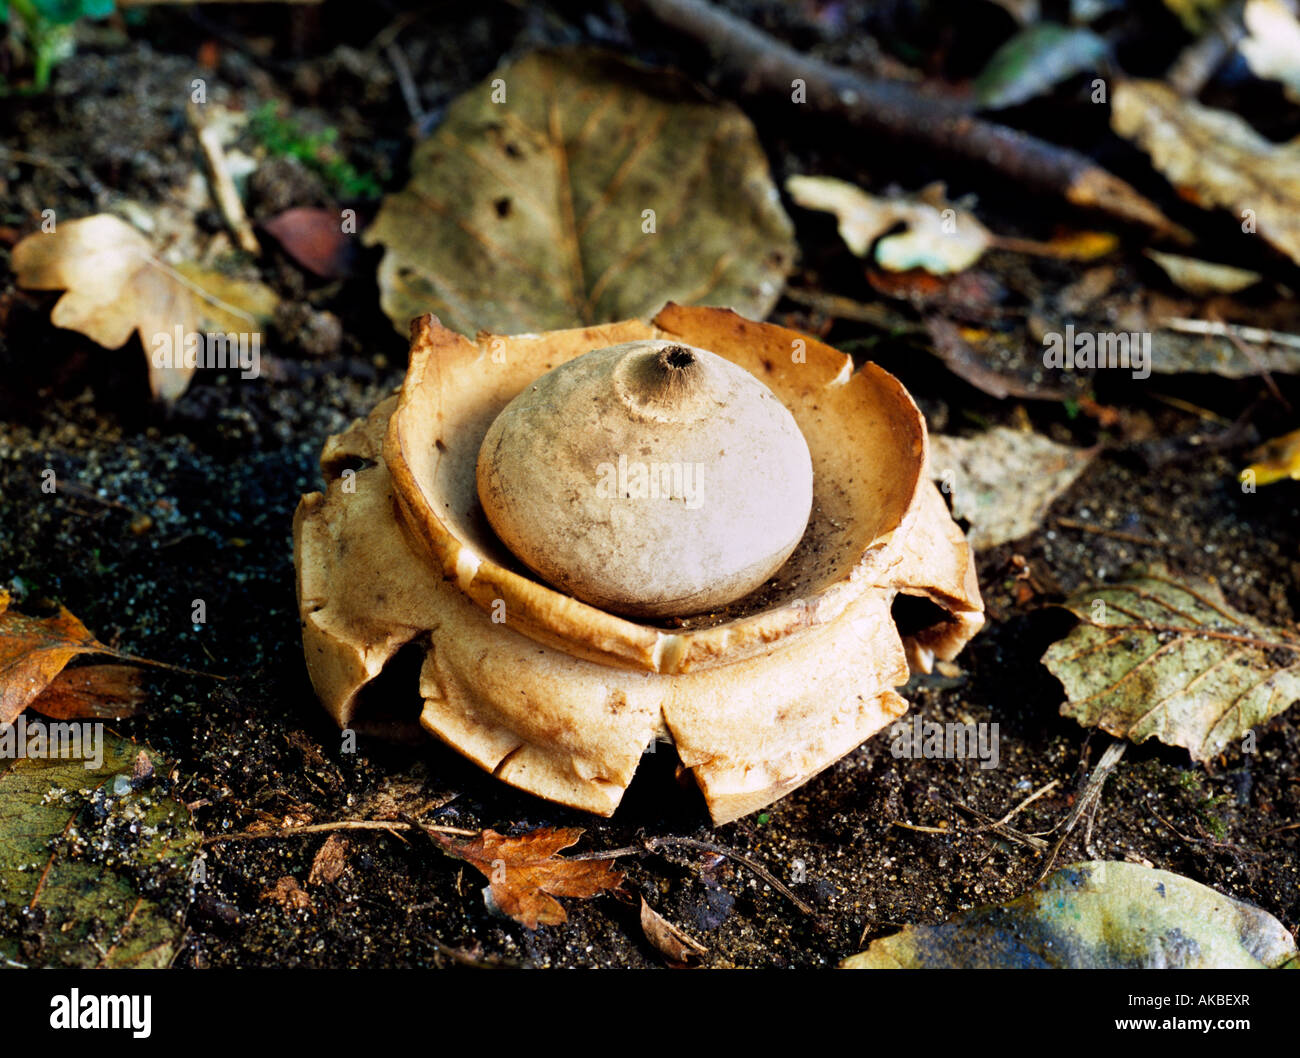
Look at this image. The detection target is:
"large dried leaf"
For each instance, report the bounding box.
[364,49,795,336]
[843,861,1297,968]
[928,427,1095,549]
[0,736,200,968]
[786,175,992,275]
[1111,80,1300,266]
[13,214,278,400]
[1043,565,1300,760]
[431,827,624,929]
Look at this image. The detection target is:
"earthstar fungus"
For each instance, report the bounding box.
[294,304,983,824]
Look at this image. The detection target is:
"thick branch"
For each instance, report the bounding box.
[633,0,1182,237]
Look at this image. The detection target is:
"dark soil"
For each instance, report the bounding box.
[1,1,1297,968]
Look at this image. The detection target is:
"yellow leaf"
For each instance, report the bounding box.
[1242,427,1300,485]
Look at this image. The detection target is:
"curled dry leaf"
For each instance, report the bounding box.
[1043,565,1300,760]
[843,861,1298,969]
[786,175,992,275]
[293,304,983,824]
[431,827,624,930]
[928,427,1095,549]
[1111,80,1300,266]
[12,214,278,400]
[640,896,708,965]
[924,318,1068,401]
[364,48,795,337]
[1242,426,1300,485]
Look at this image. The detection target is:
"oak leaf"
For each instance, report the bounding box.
[1043,565,1300,760]
[0,593,119,725]
[12,214,277,400]
[432,827,624,929]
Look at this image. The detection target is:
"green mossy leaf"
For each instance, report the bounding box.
[0,733,199,968]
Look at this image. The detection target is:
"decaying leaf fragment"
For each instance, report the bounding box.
[0,592,119,725]
[365,49,795,337]
[12,214,278,400]
[1144,250,1261,295]
[1043,565,1300,760]
[843,861,1298,969]
[1241,427,1300,485]
[928,427,1095,549]
[786,175,992,275]
[640,897,708,965]
[293,304,983,824]
[1111,80,1300,266]
[431,827,624,930]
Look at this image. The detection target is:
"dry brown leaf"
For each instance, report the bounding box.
[1043,565,1300,760]
[1111,80,1300,266]
[260,876,313,912]
[432,827,624,929]
[12,214,278,401]
[27,663,145,720]
[0,592,120,725]
[639,896,708,966]
[364,49,795,337]
[929,427,1095,549]
[307,834,350,886]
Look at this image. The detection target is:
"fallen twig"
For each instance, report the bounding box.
[631,0,1182,236]
[188,101,261,256]
[202,819,478,844]
[1038,741,1126,879]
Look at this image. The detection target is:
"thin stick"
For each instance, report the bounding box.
[990,779,1060,828]
[385,41,425,127]
[1038,741,1125,880]
[187,102,261,256]
[1163,317,1300,352]
[646,835,815,915]
[1054,518,1162,547]
[202,819,478,844]
[891,820,952,835]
